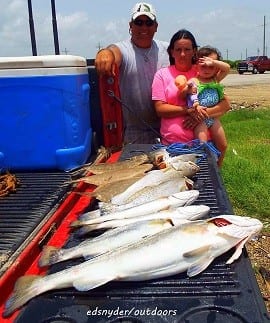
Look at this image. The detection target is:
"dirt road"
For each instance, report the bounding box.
[223,72,270,107]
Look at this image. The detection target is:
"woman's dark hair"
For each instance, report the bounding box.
[197,46,222,60]
[167,29,198,65]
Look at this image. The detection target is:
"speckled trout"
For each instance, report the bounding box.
[71,190,199,225]
[4,215,262,317]
[39,218,175,267]
[110,168,194,207]
[74,205,210,236]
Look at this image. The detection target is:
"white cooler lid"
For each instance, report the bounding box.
[0,55,87,69]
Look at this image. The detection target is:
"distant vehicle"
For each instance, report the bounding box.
[237,55,270,74]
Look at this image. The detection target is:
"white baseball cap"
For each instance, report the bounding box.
[131,3,157,21]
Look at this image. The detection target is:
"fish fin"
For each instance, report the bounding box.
[149,218,174,226]
[73,276,113,291]
[226,237,248,264]
[38,246,61,267]
[3,275,43,317]
[187,256,215,277]
[83,254,98,260]
[183,245,211,258]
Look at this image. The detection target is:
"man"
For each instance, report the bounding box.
[95,3,169,144]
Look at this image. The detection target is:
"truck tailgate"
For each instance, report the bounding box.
[0,144,269,323]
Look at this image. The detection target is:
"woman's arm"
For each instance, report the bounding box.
[154,100,189,118]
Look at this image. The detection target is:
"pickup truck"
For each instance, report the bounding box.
[0,59,269,323]
[237,55,270,74]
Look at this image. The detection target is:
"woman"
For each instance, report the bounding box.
[152,29,230,145]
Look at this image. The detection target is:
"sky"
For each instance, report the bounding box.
[0,0,269,61]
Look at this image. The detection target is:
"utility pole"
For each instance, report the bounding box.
[27,0,37,56]
[51,0,60,55]
[263,15,266,56]
[96,42,102,51]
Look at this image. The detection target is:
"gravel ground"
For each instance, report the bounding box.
[225,82,270,109]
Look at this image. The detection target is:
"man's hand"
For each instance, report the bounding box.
[95,48,116,76]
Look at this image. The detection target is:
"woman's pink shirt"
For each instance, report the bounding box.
[152,65,197,144]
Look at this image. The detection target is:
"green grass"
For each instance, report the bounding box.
[220,108,270,228]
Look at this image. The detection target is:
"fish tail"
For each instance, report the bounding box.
[69,220,89,228]
[60,180,73,187]
[78,209,101,221]
[61,178,80,187]
[76,225,95,236]
[70,220,83,228]
[38,246,62,267]
[3,275,44,317]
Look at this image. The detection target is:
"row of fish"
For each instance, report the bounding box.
[2,152,263,317]
[69,152,201,204]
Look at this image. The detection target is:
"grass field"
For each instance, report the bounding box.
[220,108,270,228]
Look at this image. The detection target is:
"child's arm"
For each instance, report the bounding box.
[198,56,230,82]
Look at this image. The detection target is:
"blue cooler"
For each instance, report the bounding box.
[0,55,92,171]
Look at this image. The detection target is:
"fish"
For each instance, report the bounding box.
[167,159,200,174]
[69,146,111,176]
[96,177,193,214]
[68,164,153,187]
[3,214,263,317]
[111,168,181,205]
[168,153,203,163]
[80,176,144,202]
[149,150,203,169]
[85,154,149,174]
[39,219,175,267]
[70,190,200,226]
[106,168,194,211]
[148,149,170,168]
[76,204,210,235]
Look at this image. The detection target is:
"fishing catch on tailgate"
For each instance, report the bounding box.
[3,215,262,317]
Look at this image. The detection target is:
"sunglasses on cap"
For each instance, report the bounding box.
[133,19,155,27]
